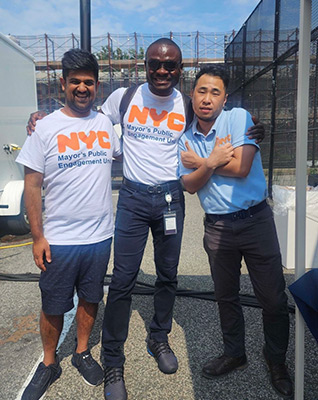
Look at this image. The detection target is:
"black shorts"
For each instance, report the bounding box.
[39,238,112,315]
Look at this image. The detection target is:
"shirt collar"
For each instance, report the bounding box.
[192,109,225,137]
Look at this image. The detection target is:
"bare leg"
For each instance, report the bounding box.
[75,298,98,353]
[40,310,63,366]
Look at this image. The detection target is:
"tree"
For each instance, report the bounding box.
[95,45,145,61]
[95,46,109,60]
[138,47,145,59]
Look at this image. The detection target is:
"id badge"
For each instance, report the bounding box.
[163,211,177,235]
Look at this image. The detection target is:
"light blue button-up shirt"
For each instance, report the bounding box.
[178,108,268,214]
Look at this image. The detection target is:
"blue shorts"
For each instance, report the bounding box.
[39,238,112,315]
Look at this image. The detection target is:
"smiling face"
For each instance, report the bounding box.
[60,70,99,118]
[192,73,228,129]
[145,42,183,97]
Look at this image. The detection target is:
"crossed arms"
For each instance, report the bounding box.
[180,140,257,194]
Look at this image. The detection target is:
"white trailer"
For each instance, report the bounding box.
[0,33,37,234]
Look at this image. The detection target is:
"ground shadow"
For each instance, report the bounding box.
[56,297,106,361]
[130,269,318,400]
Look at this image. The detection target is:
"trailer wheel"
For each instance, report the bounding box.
[6,195,30,235]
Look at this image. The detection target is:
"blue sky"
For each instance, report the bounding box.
[0,0,260,36]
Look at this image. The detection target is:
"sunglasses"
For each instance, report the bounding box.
[147,59,180,72]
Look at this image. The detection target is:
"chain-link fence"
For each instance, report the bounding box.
[10,31,229,112]
[10,1,317,190]
[225,0,318,191]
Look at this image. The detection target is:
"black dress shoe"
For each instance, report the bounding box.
[263,349,293,399]
[202,354,247,379]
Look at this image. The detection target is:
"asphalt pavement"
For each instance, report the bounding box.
[0,192,317,400]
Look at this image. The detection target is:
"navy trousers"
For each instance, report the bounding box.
[203,204,289,364]
[102,179,185,367]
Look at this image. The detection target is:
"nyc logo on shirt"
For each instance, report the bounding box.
[57,130,111,153]
[218,134,231,144]
[128,105,185,131]
[56,130,112,169]
[125,105,185,145]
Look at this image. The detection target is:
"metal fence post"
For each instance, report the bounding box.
[295,0,312,398]
[268,0,281,197]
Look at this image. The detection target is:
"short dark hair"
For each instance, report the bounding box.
[62,48,99,82]
[193,65,229,90]
[145,38,182,63]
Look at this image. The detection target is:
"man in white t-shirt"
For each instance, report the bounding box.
[27,39,265,400]
[17,49,121,400]
[100,39,266,400]
[101,39,187,400]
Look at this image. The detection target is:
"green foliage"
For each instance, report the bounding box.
[95,46,145,61]
[95,45,109,60]
[308,167,318,175]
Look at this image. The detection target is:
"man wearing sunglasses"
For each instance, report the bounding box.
[100,38,265,400]
[100,39,189,400]
[27,38,264,400]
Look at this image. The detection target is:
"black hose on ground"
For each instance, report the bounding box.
[0,272,295,314]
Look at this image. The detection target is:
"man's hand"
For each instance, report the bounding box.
[206,137,234,169]
[246,116,265,144]
[181,141,204,169]
[181,137,234,194]
[26,111,47,135]
[32,237,51,271]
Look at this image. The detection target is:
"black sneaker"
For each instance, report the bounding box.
[71,349,103,386]
[147,337,178,374]
[21,356,62,400]
[104,367,127,400]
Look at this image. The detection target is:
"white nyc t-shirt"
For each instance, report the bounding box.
[101,83,186,185]
[17,110,121,245]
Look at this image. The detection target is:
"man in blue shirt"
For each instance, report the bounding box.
[179,65,293,399]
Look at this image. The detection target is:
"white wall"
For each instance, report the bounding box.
[0,32,37,189]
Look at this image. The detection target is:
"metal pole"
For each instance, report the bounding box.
[241,23,247,108]
[196,31,199,70]
[107,33,113,92]
[72,33,80,49]
[134,32,138,85]
[268,0,281,198]
[295,1,311,399]
[312,40,318,167]
[44,34,51,113]
[80,0,91,52]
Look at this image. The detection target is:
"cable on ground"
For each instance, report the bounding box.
[0,272,295,314]
[0,241,33,249]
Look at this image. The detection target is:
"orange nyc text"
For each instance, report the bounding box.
[58,131,110,153]
[128,106,185,131]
